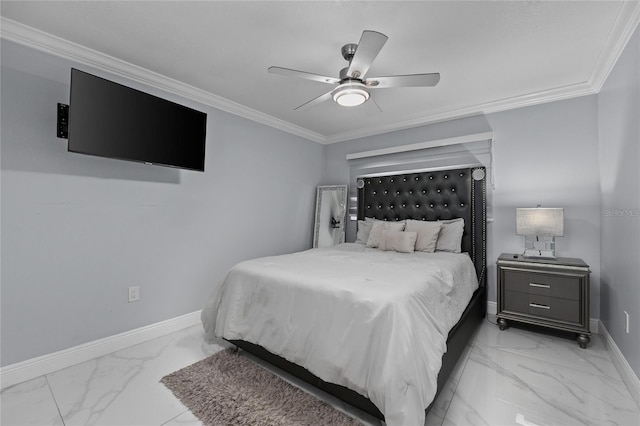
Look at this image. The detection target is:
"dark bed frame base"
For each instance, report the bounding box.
[227,167,487,421]
[229,285,486,420]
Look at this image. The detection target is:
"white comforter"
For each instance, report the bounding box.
[201,243,478,426]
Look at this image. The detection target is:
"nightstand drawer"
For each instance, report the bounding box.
[497,254,590,347]
[503,270,580,300]
[504,291,580,323]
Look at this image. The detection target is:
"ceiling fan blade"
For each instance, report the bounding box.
[268,66,340,85]
[294,88,338,111]
[346,30,388,79]
[366,73,440,88]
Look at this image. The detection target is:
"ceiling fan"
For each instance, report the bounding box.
[268,30,440,111]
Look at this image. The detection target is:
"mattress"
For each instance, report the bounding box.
[201,243,478,426]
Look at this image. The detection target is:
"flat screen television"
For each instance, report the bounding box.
[68,68,207,172]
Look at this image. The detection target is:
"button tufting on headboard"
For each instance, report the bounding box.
[357,167,487,284]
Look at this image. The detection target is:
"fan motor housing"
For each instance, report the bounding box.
[341,43,358,61]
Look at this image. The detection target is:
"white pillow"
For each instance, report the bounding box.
[366,221,406,248]
[436,218,465,253]
[379,231,417,253]
[404,220,442,253]
[364,217,384,223]
[355,220,373,245]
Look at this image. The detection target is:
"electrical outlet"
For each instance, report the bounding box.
[624,311,630,333]
[128,286,140,303]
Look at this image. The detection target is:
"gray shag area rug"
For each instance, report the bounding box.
[161,349,363,425]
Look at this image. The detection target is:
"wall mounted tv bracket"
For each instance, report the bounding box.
[57,103,69,139]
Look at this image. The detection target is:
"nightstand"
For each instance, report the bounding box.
[496,253,591,348]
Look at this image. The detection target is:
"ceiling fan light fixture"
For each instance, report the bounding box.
[332,82,370,107]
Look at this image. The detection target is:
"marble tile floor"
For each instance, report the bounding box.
[2,318,639,426]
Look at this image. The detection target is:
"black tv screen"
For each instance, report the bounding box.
[68,69,207,171]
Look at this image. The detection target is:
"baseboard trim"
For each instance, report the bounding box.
[599,320,640,407]
[487,301,497,316]
[487,301,599,333]
[0,310,202,390]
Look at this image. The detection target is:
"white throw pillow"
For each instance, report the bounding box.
[436,218,465,253]
[366,221,406,248]
[355,220,373,245]
[364,217,384,222]
[404,220,442,253]
[379,230,417,253]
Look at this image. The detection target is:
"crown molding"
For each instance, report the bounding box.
[0,17,326,144]
[324,80,596,144]
[2,4,638,146]
[589,0,640,92]
[323,2,640,144]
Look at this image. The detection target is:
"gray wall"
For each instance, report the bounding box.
[485,97,601,319]
[324,96,602,321]
[1,40,324,366]
[3,27,637,380]
[598,26,639,377]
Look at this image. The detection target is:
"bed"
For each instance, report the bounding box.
[201,166,487,425]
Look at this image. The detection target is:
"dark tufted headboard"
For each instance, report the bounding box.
[357,167,487,285]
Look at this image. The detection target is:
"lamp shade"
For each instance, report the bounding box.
[516,208,564,236]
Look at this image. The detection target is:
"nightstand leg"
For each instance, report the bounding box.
[497,318,508,331]
[577,334,590,349]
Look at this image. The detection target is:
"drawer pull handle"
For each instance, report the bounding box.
[529,303,550,310]
[529,283,550,289]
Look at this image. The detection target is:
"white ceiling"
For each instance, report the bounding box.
[1,1,639,144]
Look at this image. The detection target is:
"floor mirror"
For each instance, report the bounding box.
[313,185,348,248]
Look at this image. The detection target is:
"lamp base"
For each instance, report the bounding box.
[522,249,557,259]
[523,235,556,259]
